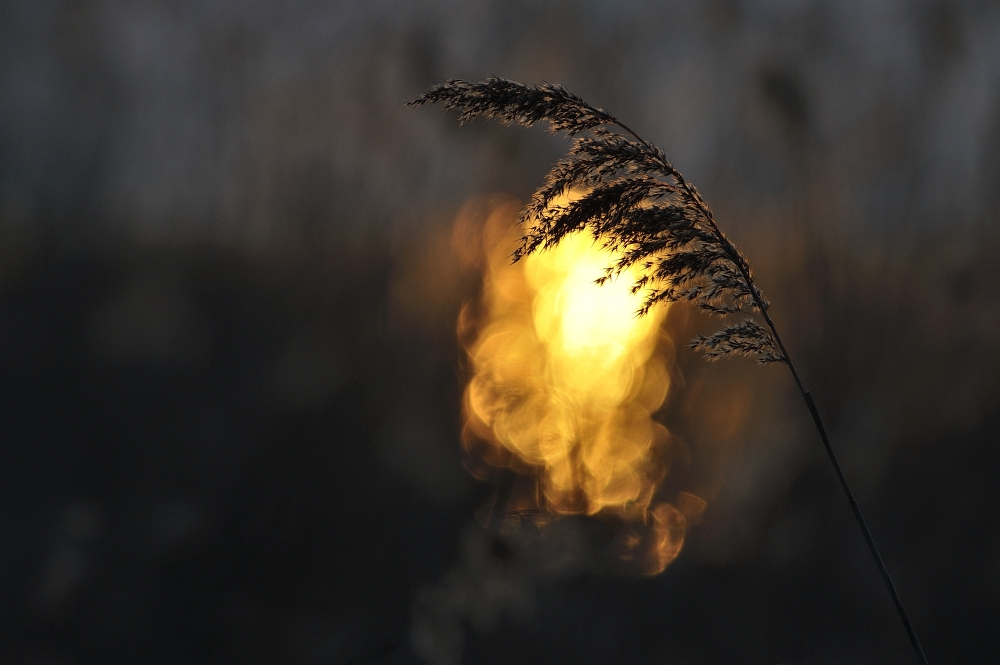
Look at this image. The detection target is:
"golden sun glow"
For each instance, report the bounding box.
[457,197,703,574]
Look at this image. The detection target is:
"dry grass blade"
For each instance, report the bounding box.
[412,77,931,665]
[411,77,780,363]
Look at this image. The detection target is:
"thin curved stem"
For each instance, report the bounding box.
[611,118,930,665]
[760,313,930,665]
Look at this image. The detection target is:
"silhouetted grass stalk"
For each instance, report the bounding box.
[412,78,929,665]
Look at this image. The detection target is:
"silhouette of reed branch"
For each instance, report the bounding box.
[412,77,930,665]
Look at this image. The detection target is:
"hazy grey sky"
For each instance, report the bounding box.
[2,0,998,247]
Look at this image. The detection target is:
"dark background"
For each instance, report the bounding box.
[2,1,1000,663]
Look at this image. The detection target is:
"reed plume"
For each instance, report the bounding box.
[412,77,929,665]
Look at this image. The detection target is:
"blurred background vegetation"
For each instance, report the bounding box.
[2,1,999,663]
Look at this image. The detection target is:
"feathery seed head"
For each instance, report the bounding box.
[413,78,786,365]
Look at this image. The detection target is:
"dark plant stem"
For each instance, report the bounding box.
[761,316,930,665]
[611,116,929,664]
